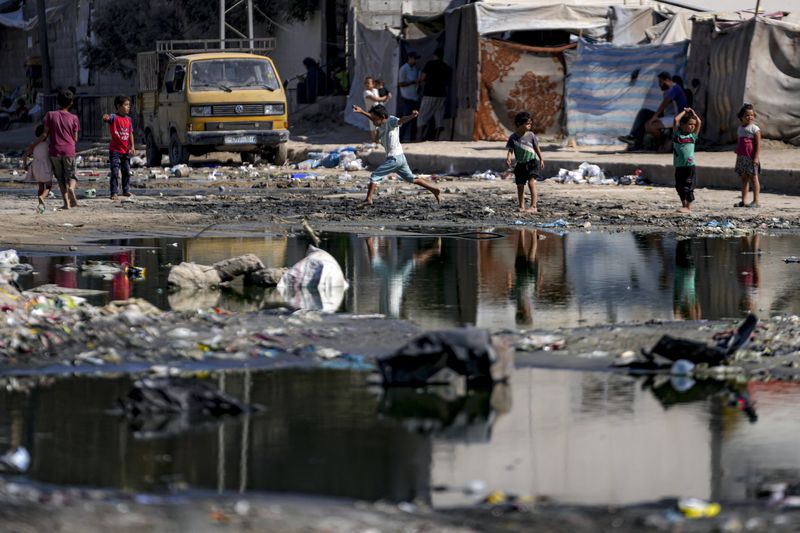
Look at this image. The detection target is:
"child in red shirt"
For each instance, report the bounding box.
[102,95,135,200]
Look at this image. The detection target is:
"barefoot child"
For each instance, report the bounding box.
[351,104,440,206]
[29,89,79,209]
[505,112,545,212]
[673,108,701,213]
[734,103,761,208]
[102,95,135,200]
[23,124,54,213]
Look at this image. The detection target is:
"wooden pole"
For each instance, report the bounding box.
[754,0,761,16]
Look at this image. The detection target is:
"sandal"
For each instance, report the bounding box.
[734,201,745,207]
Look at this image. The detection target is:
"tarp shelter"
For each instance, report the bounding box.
[474,39,572,141]
[345,24,399,131]
[687,16,800,145]
[565,39,689,143]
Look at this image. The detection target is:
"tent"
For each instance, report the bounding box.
[687,16,800,145]
[566,40,689,143]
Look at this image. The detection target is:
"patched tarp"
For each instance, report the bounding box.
[475,3,611,40]
[345,23,399,131]
[696,17,800,145]
[566,39,689,143]
[474,39,570,141]
[611,7,659,44]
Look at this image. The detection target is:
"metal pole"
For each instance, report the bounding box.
[36,0,51,94]
[247,0,254,50]
[220,0,226,49]
[754,0,761,16]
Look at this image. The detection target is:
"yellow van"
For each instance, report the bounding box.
[137,40,289,166]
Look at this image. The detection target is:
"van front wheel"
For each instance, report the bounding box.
[271,143,288,165]
[169,131,189,165]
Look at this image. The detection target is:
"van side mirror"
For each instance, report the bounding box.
[165,80,174,93]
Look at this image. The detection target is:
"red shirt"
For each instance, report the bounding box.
[107,113,132,154]
[43,110,79,157]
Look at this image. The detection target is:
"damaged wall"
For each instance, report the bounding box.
[354,0,454,30]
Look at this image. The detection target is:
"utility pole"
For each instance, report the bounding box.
[36,0,51,94]
[219,0,255,49]
[754,0,761,16]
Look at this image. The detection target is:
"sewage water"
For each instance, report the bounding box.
[12,230,800,328]
[0,367,797,506]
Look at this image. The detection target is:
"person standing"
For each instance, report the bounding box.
[734,103,761,208]
[672,108,701,213]
[397,52,421,141]
[30,88,79,209]
[362,76,389,145]
[102,95,135,200]
[416,48,451,142]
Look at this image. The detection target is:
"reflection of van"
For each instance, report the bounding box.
[137,40,289,166]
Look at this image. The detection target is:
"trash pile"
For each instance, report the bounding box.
[546,163,649,186]
[295,147,366,172]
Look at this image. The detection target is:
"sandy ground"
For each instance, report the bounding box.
[0,164,799,247]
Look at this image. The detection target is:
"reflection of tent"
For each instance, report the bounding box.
[687,16,800,145]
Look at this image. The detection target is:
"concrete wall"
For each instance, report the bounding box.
[270,12,324,88]
[355,0,453,29]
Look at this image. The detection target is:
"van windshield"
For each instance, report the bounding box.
[189,59,280,91]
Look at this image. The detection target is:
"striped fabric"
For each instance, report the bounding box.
[566,39,689,143]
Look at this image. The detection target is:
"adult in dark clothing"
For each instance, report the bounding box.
[297,57,329,105]
[415,48,451,141]
[619,71,687,150]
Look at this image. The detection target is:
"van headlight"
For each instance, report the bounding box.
[191,106,212,117]
[264,104,285,115]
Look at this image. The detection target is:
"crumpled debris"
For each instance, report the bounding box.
[378,328,514,387]
[515,334,565,352]
[0,447,30,474]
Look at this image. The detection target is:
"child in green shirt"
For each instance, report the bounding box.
[673,108,702,213]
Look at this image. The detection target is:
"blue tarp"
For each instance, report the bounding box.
[566,40,689,143]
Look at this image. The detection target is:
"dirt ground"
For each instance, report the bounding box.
[0,162,798,248]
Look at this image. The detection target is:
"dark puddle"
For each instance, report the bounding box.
[11,230,800,327]
[1,367,798,507]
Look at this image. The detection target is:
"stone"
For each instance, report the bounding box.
[167,262,222,291]
[244,267,288,287]
[212,254,265,282]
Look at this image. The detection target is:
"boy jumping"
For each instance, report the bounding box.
[351,104,440,206]
[102,95,135,200]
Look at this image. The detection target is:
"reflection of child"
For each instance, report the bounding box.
[672,108,702,213]
[23,124,54,214]
[734,104,761,208]
[673,239,700,320]
[513,229,540,325]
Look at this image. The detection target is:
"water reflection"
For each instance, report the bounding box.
[1,369,798,507]
[10,231,800,327]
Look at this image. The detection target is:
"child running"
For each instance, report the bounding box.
[102,95,135,200]
[734,103,761,208]
[22,124,54,213]
[351,103,440,206]
[505,111,545,212]
[30,88,80,209]
[673,107,701,213]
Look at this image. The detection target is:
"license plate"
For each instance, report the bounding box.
[224,135,257,145]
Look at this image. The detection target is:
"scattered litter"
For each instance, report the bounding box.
[290,172,318,180]
[481,206,495,215]
[171,164,190,178]
[784,257,800,264]
[472,170,499,180]
[130,156,146,167]
[538,219,569,228]
[0,447,30,473]
[704,220,736,229]
[677,497,721,519]
[515,334,565,352]
[0,249,20,267]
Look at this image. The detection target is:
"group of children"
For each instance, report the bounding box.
[353,100,762,214]
[23,89,135,212]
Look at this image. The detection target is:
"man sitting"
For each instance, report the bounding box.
[619,71,687,151]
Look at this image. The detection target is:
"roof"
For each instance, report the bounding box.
[174,52,273,61]
[661,0,787,12]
